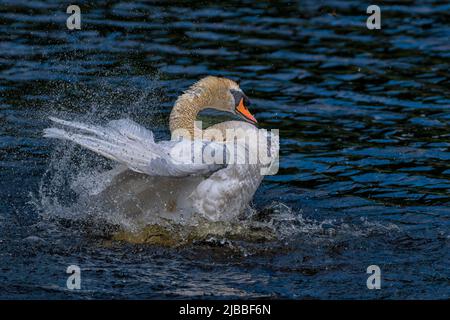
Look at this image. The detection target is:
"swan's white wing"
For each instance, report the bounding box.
[44,117,226,177]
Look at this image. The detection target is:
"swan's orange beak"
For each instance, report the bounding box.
[236,98,257,124]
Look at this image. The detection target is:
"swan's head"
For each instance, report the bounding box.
[195,76,257,125]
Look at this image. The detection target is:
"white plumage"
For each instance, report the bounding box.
[44,117,226,177]
[44,117,269,222]
[44,77,277,223]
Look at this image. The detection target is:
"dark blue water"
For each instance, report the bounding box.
[0,0,449,299]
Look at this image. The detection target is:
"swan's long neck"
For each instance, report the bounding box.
[169,86,214,139]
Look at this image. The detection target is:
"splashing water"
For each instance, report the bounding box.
[33,75,176,233]
[28,72,312,244]
[29,75,395,245]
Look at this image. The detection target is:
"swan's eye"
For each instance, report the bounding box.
[230,89,251,108]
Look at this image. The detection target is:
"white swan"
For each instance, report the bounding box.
[44,76,278,223]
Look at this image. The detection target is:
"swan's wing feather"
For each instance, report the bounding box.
[44,117,226,177]
[108,118,154,143]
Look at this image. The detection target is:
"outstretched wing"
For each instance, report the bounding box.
[44,117,226,177]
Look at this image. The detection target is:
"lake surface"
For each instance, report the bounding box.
[0,0,449,299]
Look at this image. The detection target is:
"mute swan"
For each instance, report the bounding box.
[44,76,278,223]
